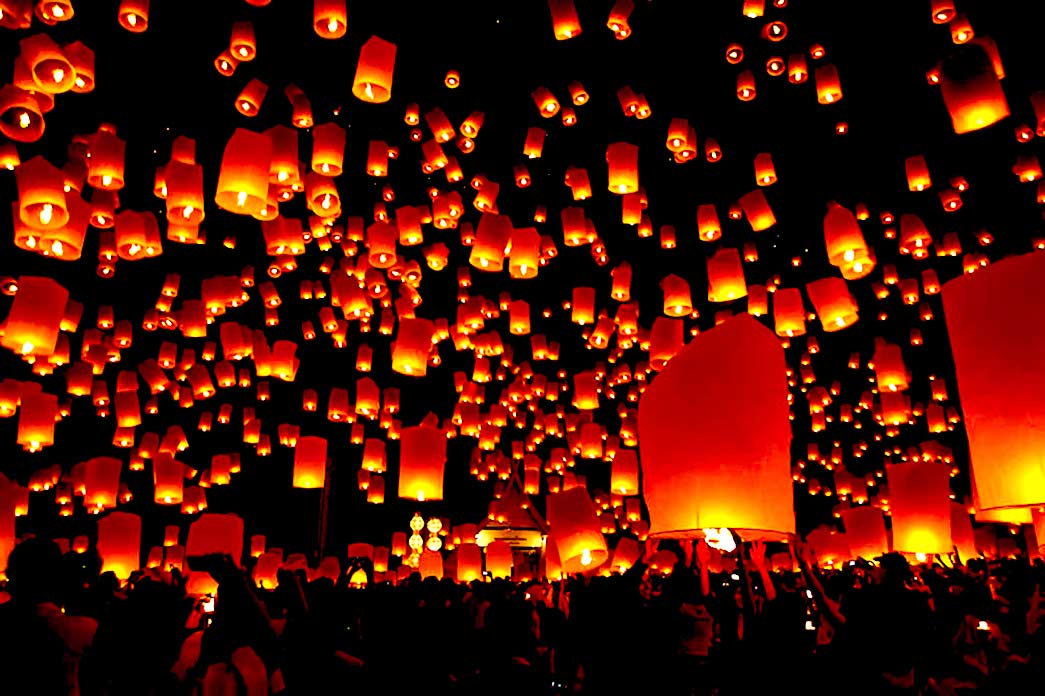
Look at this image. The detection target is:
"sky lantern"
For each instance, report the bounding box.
[823,201,873,279]
[660,274,692,317]
[485,540,514,578]
[153,452,184,505]
[887,461,952,555]
[352,35,396,103]
[398,424,446,501]
[806,277,859,331]
[392,317,434,376]
[86,129,126,190]
[841,505,887,560]
[546,487,608,573]
[638,314,794,539]
[186,513,244,566]
[20,34,76,94]
[470,213,511,271]
[1,276,68,356]
[772,287,806,337]
[215,128,271,215]
[649,316,683,369]
[456,542,482,582]
[314,0,347,38]
[508,226,541,279]
[606,142,639,193]
[738,189,775,231]
[0,85,45,142]
[548,0,582,40]
[706,247,747,302]
[293,435,328,488]
[97,511,141,581]
[17,156,68,231]
[938,43,1010,134]
[814,64,843,104]
[312,122,346,176]
[696,204,721,241]
[17,391,57,452]
[872,339,909,392]
[165,162,205,225]
[610,449,639,495]
[118,0,149,32]
[942,252,1045,510]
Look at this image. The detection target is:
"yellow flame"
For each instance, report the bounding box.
[19,111,31,129]
[236,191,248,207]
[39,203,54,225]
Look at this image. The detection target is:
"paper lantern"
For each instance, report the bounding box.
[312,122,345,176]
[17,156,68,231]
[0,85,45,142]
[97,511,141,581]
[649,316,684,370]
[352,35,396,103]
[606,142,639,193]
[814,64,843,104]
[391,318,434,376]
[772,287,806,337]
[939,43,1010,134]
[887,461,952,554]
[314,0,347,39]
[738,189,776,231]
[418,550,443,579]
[485,540,514,579]
[546,487,608,573]
[806,277,859,331]
[610,449,639,495]
[118,0,149,32]
[293,436,327,489]
[1,276,68,356]
[398,424,445,501]
[840,505,887,560]
[186,513,244,566]
[706,247,747,302]
[638,314,794,539]
[508,226,541,279]
[456,543,482,582]
[215,129,272,215]
[824,202,873,279]
[548,0,582,40]
[942,252,1045,510]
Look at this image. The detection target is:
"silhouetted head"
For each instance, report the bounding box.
[6,537,63,604]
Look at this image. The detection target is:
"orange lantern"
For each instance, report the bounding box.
[546,487,607,573]
[549,0,582,40]
[706,248,747,303]
[887,461,952,554]
[215,129,271,215]
[806,277,859,331]
[398,424,446,501]
[606,142,639,194]
[938,43,1010,134]
[352,35,396,103]
[314,0,347,39]
[942,252,1045,510]
[96,511,141,581]
[638,315,794,539]
[293,436,328,488]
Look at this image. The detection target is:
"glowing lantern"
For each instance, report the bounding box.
[738,189,775,231]
[814,64,843,103]
[840,506,887,560]
[87,129,126,190]
[639,315,794,539]
[660,274,692,317]
[649,316,683,370]
[772,288,806,337]
[485,540,514,579]
[398,424,446,501]
[17,391,57,452]
[606,142,639,194]
[186,513,244,566]
[939,43,1010,134]
[352,35,396,103]
[549,0,582,40]
[0,85,45,142]
[824,202,873,279]
[706,248,747,302]
[753,153,776,185]
[1,276,68,356]
[312,122,346,176]
[942,252,1045,510]
[392,318,434,376]
[509,226,541,279]
[19,33,76,94]
[611,449,639,495]
[469,213,511,271]
[97,511,141,581]
[806,277,859,331]
[293,436,327,489]
[872,339,908,392]
[314,0,347,39]
[215,129,271,215]
[17,156,68,231]
[153,452,184,505]
[887,461,952,554]
[457,543,482,582]
[546,487,608,573]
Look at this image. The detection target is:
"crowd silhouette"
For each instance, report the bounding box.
[1,536,1043,695]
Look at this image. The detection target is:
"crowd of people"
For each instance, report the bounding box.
[1,535,1043,695]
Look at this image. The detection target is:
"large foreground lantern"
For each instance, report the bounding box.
[887,461,952,555]
[1,275,68,356]
[638,314,794,540]
[942,252,1045,510]
[938,42,1010,134]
